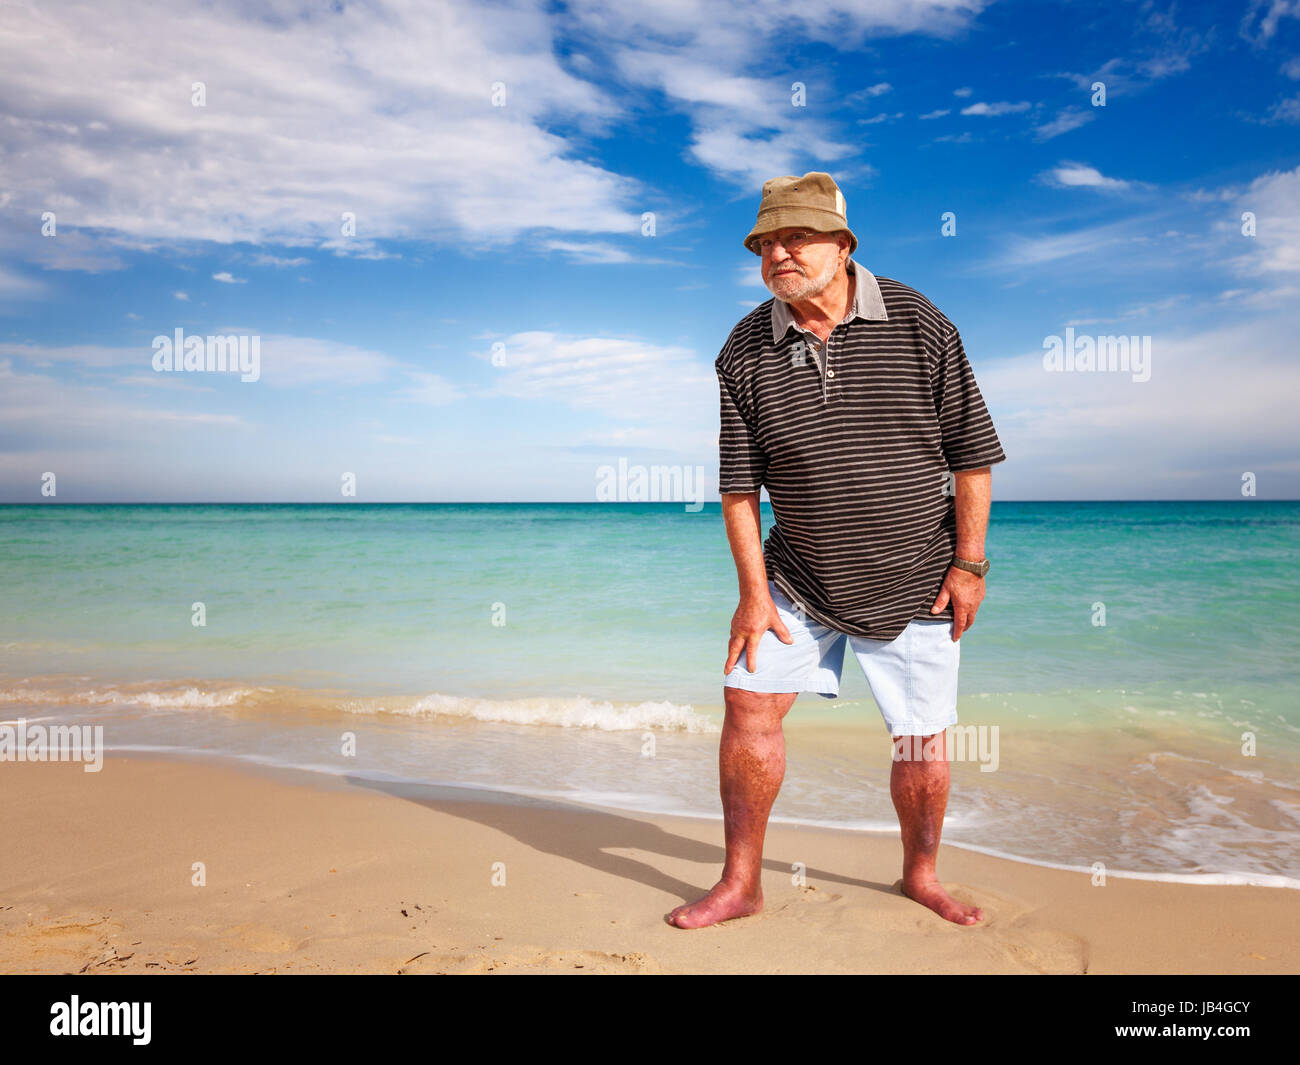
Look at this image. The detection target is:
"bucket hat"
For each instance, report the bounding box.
[744,171,857,255]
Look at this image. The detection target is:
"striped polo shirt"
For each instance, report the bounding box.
[715,257,1007,640]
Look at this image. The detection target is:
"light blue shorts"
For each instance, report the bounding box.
[723,581,960,736]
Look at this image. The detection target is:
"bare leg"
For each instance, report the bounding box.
[890,730,983,925]
[666,688,797,928]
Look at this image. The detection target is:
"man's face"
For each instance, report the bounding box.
[758,228,847,303]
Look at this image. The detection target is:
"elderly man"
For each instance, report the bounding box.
[669,172,1006,930]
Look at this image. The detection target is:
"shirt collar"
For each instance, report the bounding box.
[769,257,888,344]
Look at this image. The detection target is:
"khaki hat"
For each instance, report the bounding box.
[744,171,857,255]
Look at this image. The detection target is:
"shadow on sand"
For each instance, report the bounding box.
[345,774,900,911]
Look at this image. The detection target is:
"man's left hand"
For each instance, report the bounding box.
[929,565,985,641]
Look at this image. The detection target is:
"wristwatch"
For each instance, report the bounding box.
[951,555,990,577]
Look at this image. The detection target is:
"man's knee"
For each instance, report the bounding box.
[723,687,797,730]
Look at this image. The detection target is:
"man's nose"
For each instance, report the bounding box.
[768,242,791,264]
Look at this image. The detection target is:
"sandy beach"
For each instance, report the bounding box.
[1,753,1294,975]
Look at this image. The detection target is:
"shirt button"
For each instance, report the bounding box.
[826,369,835,378]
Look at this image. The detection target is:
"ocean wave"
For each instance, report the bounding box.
[344,692,720,733]
[0,685,255,709]
[96,744,1300,888]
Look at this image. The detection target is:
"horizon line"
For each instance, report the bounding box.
[1,499,1295,506]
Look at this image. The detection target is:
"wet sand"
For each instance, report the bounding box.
[1,753,1295,974]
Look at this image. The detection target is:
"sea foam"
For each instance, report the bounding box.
[345,692,720,733]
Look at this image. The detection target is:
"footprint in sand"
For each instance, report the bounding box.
[399,947,658,975]
[767,885,844,915]
[4,912,126,974]
[797,885,843,904]
[893,882,1089,975]
[219,923,300,953]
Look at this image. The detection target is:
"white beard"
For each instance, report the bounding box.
[766,254,840,303]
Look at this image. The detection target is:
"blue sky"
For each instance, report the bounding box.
[1,0,1297,501]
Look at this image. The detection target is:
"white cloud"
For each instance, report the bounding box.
[613,53,774,118]
[986,163,1300,297]
[1240,0,1300,43]
[0,342,147,369]
[736,259,770,289]
[0,265,47,299]
[11,229,126,274]
[568,1,988,52]
[0,334,405,388]
[0,358,276,501]
[0,0,996,271]
[919,108,951,119]
[569,1,988,187]
[977,315,1300,497]
[250,254,310,268]
[960,100,1032,116]
[478,330,716,437]
[1048,57,1129,93]
[606,51,858,188]
[989,218,1153,269]
[251,335,405,387]
[1265,93,1300,122]
[212,272,246,284]
[685,122,858,190]
[399,372,464,407]
[1048,13,1213,101]
[0,359,243,446]
[1219,283,1300,309]
[118,374,215,392]
[1043,163,1134,191]
[542,240,677,265]
[1033,108,1095,140]
[0,0,637,253]
[544,240,635,264]
[1228,165,1300,275]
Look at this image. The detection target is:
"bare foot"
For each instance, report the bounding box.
[666,880,762,929]
[900,877,983,925]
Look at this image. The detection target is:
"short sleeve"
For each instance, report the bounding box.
[933,324,1007,471]
[716,363,768,493]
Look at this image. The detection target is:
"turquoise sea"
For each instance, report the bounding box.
[1,501,1297,885]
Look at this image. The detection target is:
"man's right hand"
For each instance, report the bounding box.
[724,594,794,674]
